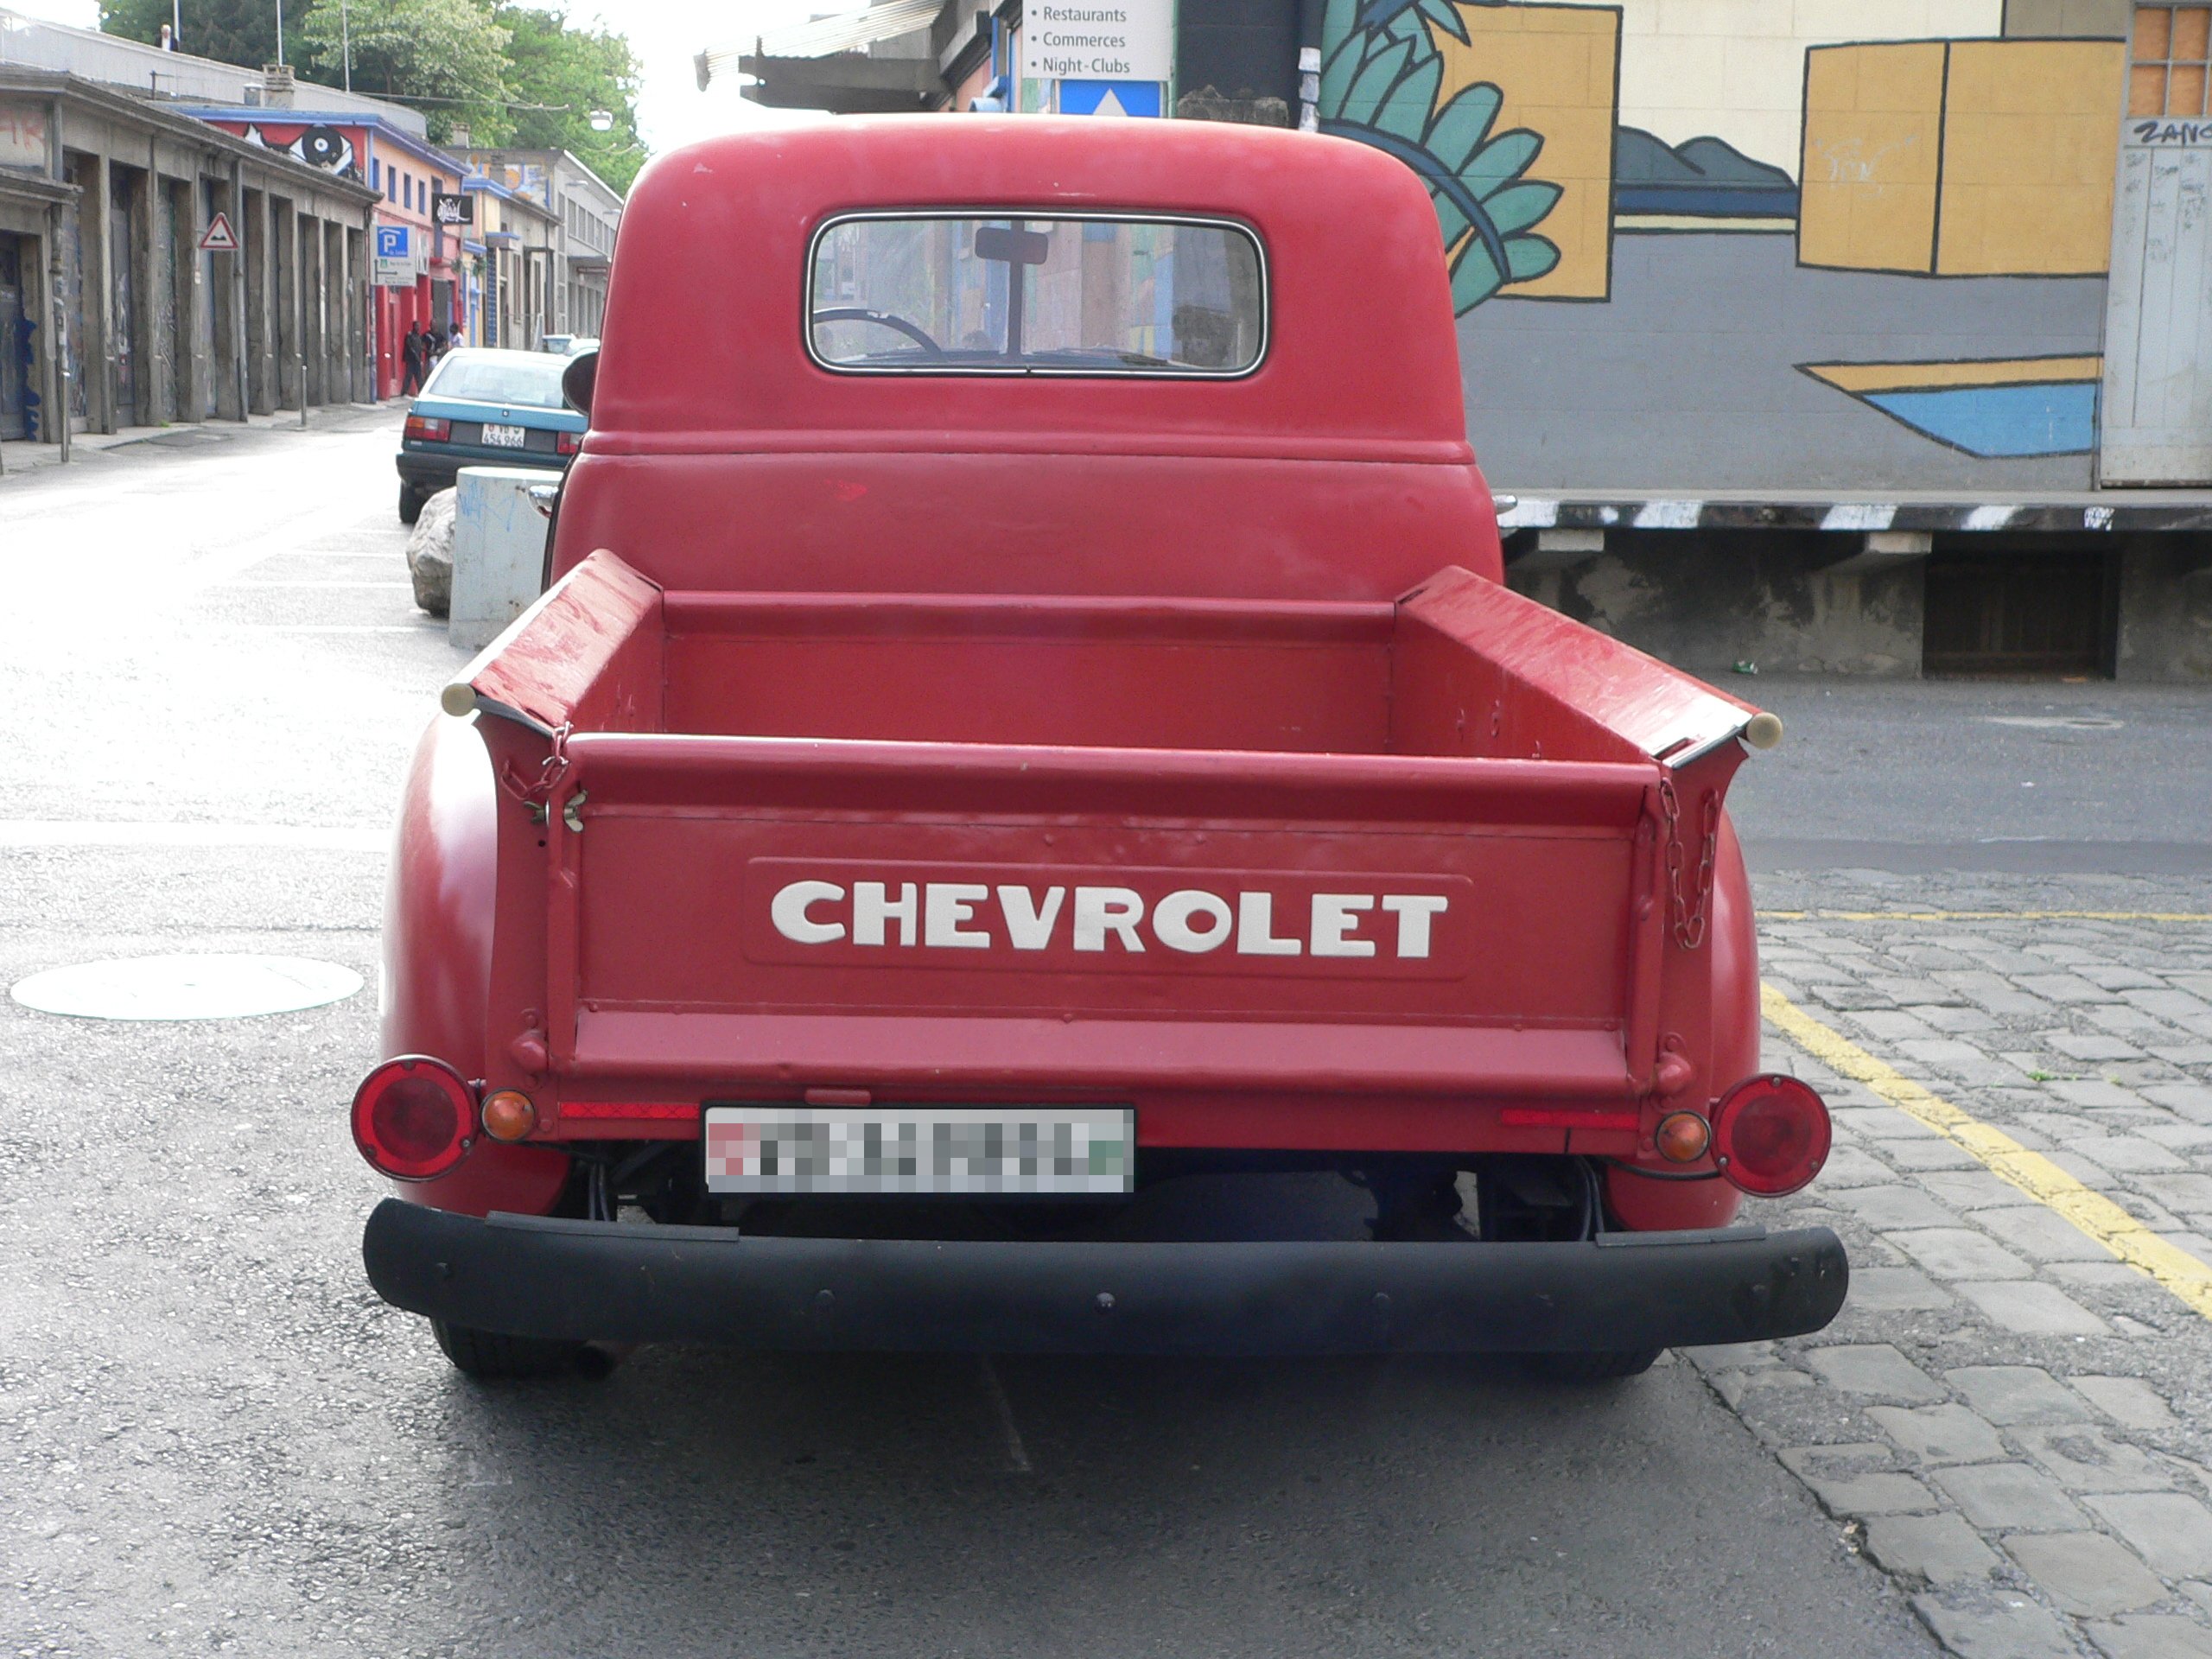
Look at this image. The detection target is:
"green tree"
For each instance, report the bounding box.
[497,5,645,194]
[296,0,512,143]
[100,0,279,67]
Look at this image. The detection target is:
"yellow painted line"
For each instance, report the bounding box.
[1758,909,2212,923]
[1762,983,2212,1325]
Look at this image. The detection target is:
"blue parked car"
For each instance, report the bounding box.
[396,347,585,524]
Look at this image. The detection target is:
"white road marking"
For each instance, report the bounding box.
[0,822,386,851]
[979,1357,1033,1474]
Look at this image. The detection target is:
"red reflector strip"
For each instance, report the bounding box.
[560,1102,701,1122]
[1500,1109,1639,1131]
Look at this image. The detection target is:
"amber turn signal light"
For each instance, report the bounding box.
[480,1089,537,1142]
[1655,1110,1711,1164]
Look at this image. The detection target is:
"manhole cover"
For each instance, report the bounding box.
[10,954,363,1020]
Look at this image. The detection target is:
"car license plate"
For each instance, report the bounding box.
[703,1105,1133,1196]
[481,423,526,448]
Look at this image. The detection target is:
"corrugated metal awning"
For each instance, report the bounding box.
[757,0,939,60]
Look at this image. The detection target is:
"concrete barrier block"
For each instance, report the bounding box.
[450,466,563,651]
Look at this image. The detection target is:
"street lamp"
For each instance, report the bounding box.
[588,109,615,132]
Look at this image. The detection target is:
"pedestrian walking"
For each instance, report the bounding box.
[400,322,428,395]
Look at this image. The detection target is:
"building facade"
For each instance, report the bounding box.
[463,149,622,338]
[0,67,376,448]
[188,81,470,399]
[739,0,2212,681]
[458,172,557,351]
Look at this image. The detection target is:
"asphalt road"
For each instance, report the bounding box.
[13,409,2203,1656]
[1728,677,2212,873]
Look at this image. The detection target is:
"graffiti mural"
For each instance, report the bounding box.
[1326,0,2140,493]
[236,122,359,179]
[1317,0,1565,311]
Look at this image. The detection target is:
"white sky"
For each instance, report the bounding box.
[10,0,831,152]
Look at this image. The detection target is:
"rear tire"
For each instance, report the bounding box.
[398,482,424,525]
[430,1319,594,1380]
[1523,1349,1662,1382]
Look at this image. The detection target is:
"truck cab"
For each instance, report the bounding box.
[357,118,1845,1379]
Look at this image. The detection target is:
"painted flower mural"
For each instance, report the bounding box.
[1317,0,1561,313]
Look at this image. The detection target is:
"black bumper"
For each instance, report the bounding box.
[395,449,568,491]
[363,1198,1847,1356]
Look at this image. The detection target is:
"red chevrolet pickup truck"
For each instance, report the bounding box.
[356,117,1845,1379]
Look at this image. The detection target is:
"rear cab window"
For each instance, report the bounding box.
[808,213,1267,377]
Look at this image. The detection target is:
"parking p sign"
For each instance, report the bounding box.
[372,224,420,287]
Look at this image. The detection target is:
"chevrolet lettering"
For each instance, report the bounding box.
[768,877,1449,957]
[356,117,1846,1382]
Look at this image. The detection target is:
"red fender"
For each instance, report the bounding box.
[1606,810,1754,1232]
[377,715,570,1217]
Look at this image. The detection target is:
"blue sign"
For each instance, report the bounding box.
[1058,80,1163,118]
[374,225,410,259]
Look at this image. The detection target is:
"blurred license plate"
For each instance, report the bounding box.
[481,423,526,448]
[703,1105,1133,1196]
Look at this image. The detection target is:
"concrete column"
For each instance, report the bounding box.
[213,170,245,422]
[181,175,212,423]
[143,168,175,423]
[85,153,115,433]
[2116,537,2212,682]
[301,213,324,405]
[271,200,299,410]
[346,224,367,403]
[44,200,69,455]
[327,219,346,403]
[127,164,155,426]
[243,187,271,413]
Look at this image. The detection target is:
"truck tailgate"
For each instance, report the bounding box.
[455,551,1768,1137]
[550,736,1655,1103]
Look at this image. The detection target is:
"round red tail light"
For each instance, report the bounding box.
[351,1056,474,1181]
[1712,1074,1832,1197]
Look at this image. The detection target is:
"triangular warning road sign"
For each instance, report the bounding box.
[199,212,240,253]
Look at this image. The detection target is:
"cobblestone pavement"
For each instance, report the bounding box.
[1721,867,2212,1659]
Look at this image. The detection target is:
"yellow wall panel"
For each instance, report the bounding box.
[1935,39,2124,274]
[1798,41,1947,272]
[1431,3,1621,300]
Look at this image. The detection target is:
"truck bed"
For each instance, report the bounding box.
[452,550,1764,1154]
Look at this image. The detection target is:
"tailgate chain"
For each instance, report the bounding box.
[1659,777,1719,950]
[496,720,574,823]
